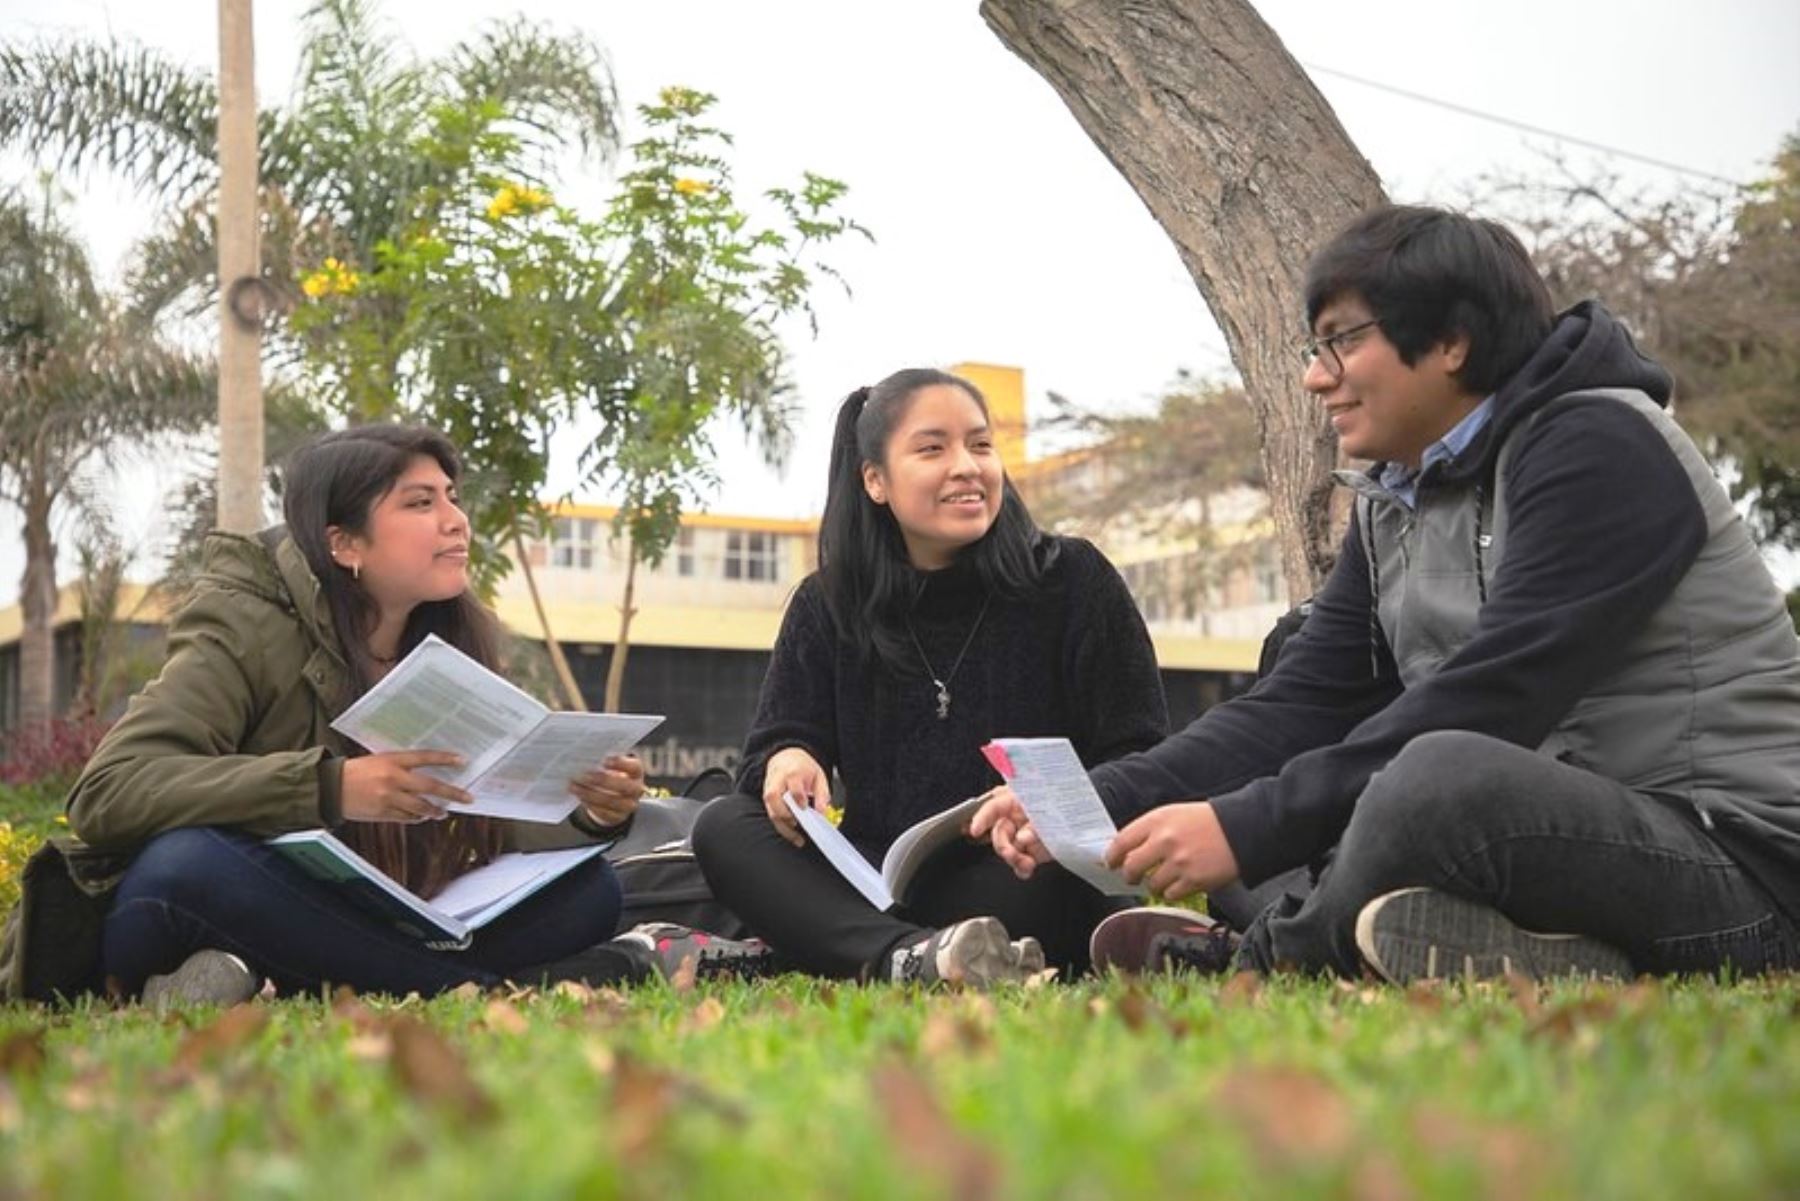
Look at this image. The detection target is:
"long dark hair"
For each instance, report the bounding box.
[817,367,1051,669]
[281,423,504,897]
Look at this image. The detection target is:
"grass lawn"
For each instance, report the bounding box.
[1,971,1796,1200]
[4,782,1797,1199]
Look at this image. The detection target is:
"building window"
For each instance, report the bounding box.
[552,517,599,570]
[676,528,696,578]
[1256,554,1283,604]
[724,530,782,582]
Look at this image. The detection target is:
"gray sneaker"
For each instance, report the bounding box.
[141,949,260,1009]
[1355,888,1633,983]
[887,917,1046,987]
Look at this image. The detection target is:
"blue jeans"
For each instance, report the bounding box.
[102,827,623,997]
[1236,731,1800,977]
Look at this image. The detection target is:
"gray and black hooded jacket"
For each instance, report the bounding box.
[1090,302,1800,918]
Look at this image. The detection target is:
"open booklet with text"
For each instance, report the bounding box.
[980,737,1143,897]
[268,829,608,950]
[782,793,988,912]
[330,634,663,823]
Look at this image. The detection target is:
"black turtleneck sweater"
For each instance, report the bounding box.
[736,536,1169,857]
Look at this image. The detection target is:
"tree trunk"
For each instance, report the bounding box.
[981,0,1385,599]
[603,539,640,713]
[215,0,264,533]
[511,530,587,711]
[18,470,57,726]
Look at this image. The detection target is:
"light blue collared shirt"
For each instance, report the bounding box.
[1378,396,1494,510]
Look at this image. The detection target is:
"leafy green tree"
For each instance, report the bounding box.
[0,187,211,726]
[0,0,620,535]
[1022,373,1270,620]
[1496,134,1799,553]
[291,88,866,708]
[0,0,619,330]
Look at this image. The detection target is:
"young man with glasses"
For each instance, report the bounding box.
[975,204,1800,983]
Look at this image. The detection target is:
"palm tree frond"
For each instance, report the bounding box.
[0,39,219,205]
[444,18,619,167]
[126,204,217,326]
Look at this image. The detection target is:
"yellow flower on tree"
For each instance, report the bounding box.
[673,177,712,197]
[486,183,553,221]
[486,188,519,220]
[300,256,360,300]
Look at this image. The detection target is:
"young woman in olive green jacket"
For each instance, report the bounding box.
[69,425,646,1001]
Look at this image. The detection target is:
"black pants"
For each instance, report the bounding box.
[693,793,1122,979]
[1235,731,1800,977]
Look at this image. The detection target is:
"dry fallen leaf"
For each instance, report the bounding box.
[387,1017,493,1124]
[0,1029,46,1079]
[1350,1149,1417,1201]
[1528,992,1629,1043]
[1219,970,1265,1008]
[1404,980,1445,1013]
[481,998,530,1036]
[871,1060,1001,1201]
[1115,988,1155,1032]
[1217,1066,1356,1165]
[1411,1109,1549,1201]
[0,1081,21,1134]
[174,1004,268,1071]
[331,989,383,1034]
[583,1038,616,1076]
[611,1051,679,1165]
[682,996,727,1034]
[669,953,699,994]
[919,1007,994,1061]
[1502,972,1542,1020]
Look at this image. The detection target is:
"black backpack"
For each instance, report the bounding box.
[605,769,749,939]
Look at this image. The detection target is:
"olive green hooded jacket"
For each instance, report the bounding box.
[2,529,598,999]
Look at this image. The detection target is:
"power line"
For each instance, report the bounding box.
[1302,62,1746,188]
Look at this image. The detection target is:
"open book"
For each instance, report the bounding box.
[331,635,663,823]
[982,737,1143,897]
[268,829,608,950]
[781,793,987,912]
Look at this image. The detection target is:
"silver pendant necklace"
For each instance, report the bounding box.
[905,595,991,720]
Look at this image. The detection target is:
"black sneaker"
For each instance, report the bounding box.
[141,949,261,1010]
[1089,906,1237,976]
[613,922,777,982]
[886,917,1046,987]
[1355,888,1633,983]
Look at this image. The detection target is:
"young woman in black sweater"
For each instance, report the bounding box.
[691,367,1168,985]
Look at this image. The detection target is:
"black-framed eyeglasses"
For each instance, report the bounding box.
[1299,318,1381,379]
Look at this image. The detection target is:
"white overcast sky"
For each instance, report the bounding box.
[2,0,1797,605]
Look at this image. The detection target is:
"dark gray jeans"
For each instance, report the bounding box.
[1234,730,1800,977]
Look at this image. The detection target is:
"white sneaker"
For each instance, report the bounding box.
[887,917,1045,987]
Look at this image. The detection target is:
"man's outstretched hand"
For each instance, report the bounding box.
[1106,801,1240,901]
